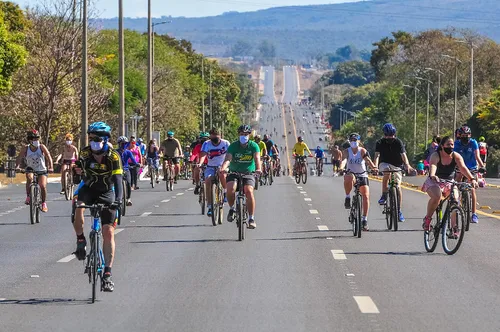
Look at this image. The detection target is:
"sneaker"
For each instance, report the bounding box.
[207,207,213,217]
[248,219,257,229]
[422,216,432,231]
[378,193,387,205]
[174,180,177,184]
[41,202,48,213]
[135,186,140,190]
[162,177,167,181]
[362,219,369,231]
[344,197,351,209]
[194,185,200,195]
[25,196,30,205]
[60,190,65,195]
[227,208,235,222]
[471,213,479,224]
[102,273,114,292]
[74,237,87,261]
[126,199,132,206]
[398,211,405,222]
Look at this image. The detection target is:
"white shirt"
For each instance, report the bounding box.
[201,139,230,167]
[26,145,47,172]
[347,147,367,177]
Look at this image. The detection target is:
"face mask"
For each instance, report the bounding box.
[239,135,249,144]
[460,137,470,145]
[31,140,40,147]
[66,140,72,145]
[443,147,453,154]
[90,141,104,152]
[350,141,358,148]
[211,137,220,144]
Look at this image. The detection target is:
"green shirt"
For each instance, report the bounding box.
[227,141,260,173]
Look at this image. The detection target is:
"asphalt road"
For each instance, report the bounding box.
[2,67,500,331]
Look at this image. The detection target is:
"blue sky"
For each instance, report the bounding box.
[12,0,363,18]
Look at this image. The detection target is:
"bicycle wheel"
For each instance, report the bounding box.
[384,201,392,230]
[150,168,155,188]
[29,185,36,225]
[90,233,98,303]
[269,168,274,185]
[389,186,398,231]
[35,185,40,224]
[210,182,218,226]
[424,210,440,252]
[301,164,308,184]
[121,180,127,217]
[200,185,205,215]
[217,184,224,225]
[350,199,358,237]
[238,197,245,241]
[356,194,362,238]
[462,191,471,231]
[64,171,72,201]
[294,167,300,184]
[166,168,171,191]
[442,205,465,255]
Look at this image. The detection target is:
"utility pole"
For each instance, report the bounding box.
[209,65,213,129]
[321,82,324,121]
[425,67,444,136]
[442,54,462,134]
[146,0,152,140]
[403,84,419,157]
[118,0,125,136]
[80,0,88,148]
[201,57,205,132]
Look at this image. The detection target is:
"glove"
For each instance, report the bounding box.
[110,201,121,211]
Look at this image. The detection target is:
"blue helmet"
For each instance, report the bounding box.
[88,121,111,137]
[167,131,174,137]
[382,123,396,136]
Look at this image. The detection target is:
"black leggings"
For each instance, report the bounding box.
[130,166,138,188]
[123,169,132,199]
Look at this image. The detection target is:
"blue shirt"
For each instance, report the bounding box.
[315,148,324,158]
[454,139,479,170]
[117,148,137,171]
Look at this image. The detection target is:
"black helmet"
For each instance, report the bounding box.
[458,125,471,137]
[238,124,251,134]
[349,133,361,141]
[298,136,303,142]
[27,129,40,140]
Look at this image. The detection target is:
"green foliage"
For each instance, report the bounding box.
[332,61,375,87]
[230,40,252,57]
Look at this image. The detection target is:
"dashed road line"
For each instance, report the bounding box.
[57,254,76,263]
[353,296,380,314]
[140,212,152,217]
[309,209,318,214]
[30,275,39,278]
[317,225,329,231]
[177,193,184,196]
[304,198,312,201]
[130,220,136,223]
[300,191,307,194]
[331,250,347,260]
[161,199,170,203]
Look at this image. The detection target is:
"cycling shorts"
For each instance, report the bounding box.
[379,163,402,184]
[227,173,255,189]
[204,166,220,179]
[76,186,116,226]
[163,156,181,164]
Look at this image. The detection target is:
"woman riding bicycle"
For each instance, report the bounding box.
[146,139,160,184]
[117,136,137,206]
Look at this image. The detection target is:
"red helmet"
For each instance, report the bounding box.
[27,129,40,140]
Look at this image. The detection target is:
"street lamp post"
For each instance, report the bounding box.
[456,40,476,116]
[442,54,462,133]
[415,76,433,145]
[147,0,152,141]
[403,84,420,157]
[81,0,88,148]
[118,0,125,136]
[425,68,444,136]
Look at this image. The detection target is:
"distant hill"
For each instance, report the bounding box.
[95,0,500,59]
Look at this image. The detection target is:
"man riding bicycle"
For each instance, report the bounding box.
[221,124,261,229]
[57,133,79,195]
[330,145,342,176]
[198,128,230,217]
[191,132,209,195]
[374,123,414,223]
[292,136,312,176]
[117,136,137,207]
[160,131,183,184]
[16,129,54,212]
[263,134,278,168]
[73,122,123,292]
[314,145,325,173]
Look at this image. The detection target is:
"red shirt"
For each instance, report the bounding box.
[190,143,208,164]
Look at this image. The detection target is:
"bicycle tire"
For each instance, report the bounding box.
[424,209,440,252]
[385,200,392,230]
[91,233,97,303]
[29,185,36,225]
[35,185,40,224]
[462,191,471,231]
[294,167,300,184]
[210,182,218,226]
[390,186,398,231]
[442,205,465,255]
[351,198,358,237]
[356,194,362,238]
[302,164,307,184]
[269,168,274,185]
[150,168,155,188]
[218,183,224,225]
[121,180,127,217]
[238,197,245,241]
[166,168,171,191]
[200,186,205,215]
[64,171,72,201]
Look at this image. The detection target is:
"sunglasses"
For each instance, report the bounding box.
[90,136,104,142]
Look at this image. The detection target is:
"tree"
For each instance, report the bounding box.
[257,40,276,59]
[230,40,252,57]
[370,31,413,80]
[332,61,374,87]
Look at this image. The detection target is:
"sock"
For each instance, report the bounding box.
[362,216,367,221]
[346,195,350,198]
[104,267,111,275]
[249,215,254,220]
[77,233,85,240]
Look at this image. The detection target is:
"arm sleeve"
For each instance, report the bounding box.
[201,141,209,153]
[110,151,123,202]
[112,174,123,202]
[127,151,138,165]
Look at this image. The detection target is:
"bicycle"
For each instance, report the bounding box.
[424,179,468,255]
[316,158,323,176]
[23,168,43,225]
[260,157,272,186]
[294,156,308,184]
[198,165,206,215]
[163,157,175,191]
[77,203,107,303]
[459,169,481,232]
[181,159,191,180]
[62,160,75,201]
[381,168,402,232]
[347,171,366,238]
[147,158,159,188]
[230,172,252,241]
[208,167,224,226]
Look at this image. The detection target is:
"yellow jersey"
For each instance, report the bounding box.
[293,142,311,156]
[257,141,267,156]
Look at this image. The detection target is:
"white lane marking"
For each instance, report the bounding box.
[0,298,5,301]
[57,254,76,263]
[297,186,303,189]
[304,198,312,201]
[331,250,347,260]
[308,204,312,206]
[130,220,136,223]
[317,225,329,231]
[161,199,170,203]
[154,205,159,208]
[172,196,177,199]
[188,188,194,191]
[177,193,184,196]
[114,229,124,235]
[346,273,355,277]
[309,210,318,214]
[326,237,333,239]
[315,217,321,220]
[140,212,152,217]
[353,296,380,314]
[300,191,307,194]
[30,275,39,278]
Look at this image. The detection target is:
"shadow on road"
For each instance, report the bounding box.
[124,224,211,229]
[0,298,89,306]
[0,223,32,226]
[132,238,238,244]
[368,229,422,233]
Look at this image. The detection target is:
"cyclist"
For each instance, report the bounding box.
[263,134,277,169]
[191,132,209,194]
[255,135,268,176]
[160,131,183,184]
[137,138,146,157]
[478,136,488,164]
[128,137,142,190]
[314,145,325,173]
[221,124,261,229]
[374,123,414,222]
[117,136,137,206]
[292,136,312,176]
[146,139,160,184]
[330,145,342,176]
[73,122,123,292]
[15,129,54,212]
[422,136,477,231]
[198,128,230,217]
[273,143,281,176]
[340,133,378,231]
[58,133,79,194]
[454,125,485,224]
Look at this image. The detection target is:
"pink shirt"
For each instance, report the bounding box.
[129,146,141,163]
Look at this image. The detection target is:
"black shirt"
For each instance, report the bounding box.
[263,139,274,155]
[375,137,405,167]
